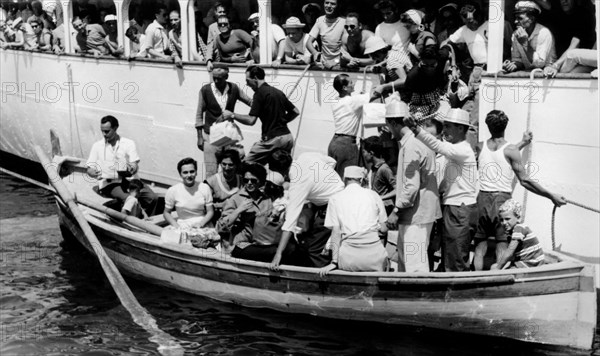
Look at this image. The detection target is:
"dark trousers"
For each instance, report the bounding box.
[101,182,159,216]
[441,204,477,272]
[328,134,359,178]
[295,203,332,268]
[231,241,297,264]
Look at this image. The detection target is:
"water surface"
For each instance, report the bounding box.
[0,173,598,355]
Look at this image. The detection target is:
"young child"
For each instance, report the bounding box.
[491,199,545,270]
[121,179,148,220]
[362,136,396,216]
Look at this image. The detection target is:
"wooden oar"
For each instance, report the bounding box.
[75,196,164,237]
[34,146,183,356]
[290,64,312,156]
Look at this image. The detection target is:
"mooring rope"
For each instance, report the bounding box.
[551,198,600,250]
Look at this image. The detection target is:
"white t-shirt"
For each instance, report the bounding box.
[375,20,409,49]
[165,182,213,221]
[448,21,489,64]
[331,93,371,136]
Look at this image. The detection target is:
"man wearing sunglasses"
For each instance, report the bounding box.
[104,14,123,57]
[340,13,374,69]
[503,1,556,73]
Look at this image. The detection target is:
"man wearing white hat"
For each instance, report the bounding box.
[404,108,477,272]
[384,95,441,273]
[104,14,123,57]
[319,166,389,276]
[273,16,312,66]
[364,35,412,100]
[503,1,556,72]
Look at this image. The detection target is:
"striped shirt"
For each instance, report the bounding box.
[510,224,544,268]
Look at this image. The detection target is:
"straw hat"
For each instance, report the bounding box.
[364,36,388,55]
[344,166,367,180]
[282,17,305,29]
[443,108,471,126]
[385,94,409,118]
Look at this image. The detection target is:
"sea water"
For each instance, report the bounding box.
[0,173,598,356]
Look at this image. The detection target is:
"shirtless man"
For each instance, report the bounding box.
[341,13,374,68]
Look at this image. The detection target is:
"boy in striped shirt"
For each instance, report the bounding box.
[491,199,544,269]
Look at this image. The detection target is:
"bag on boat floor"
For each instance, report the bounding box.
[210,121,244,147]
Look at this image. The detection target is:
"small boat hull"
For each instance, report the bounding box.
[56,194,597,350]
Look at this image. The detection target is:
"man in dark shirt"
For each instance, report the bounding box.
[224,65,299,165]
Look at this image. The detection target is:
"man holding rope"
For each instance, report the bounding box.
[223,65,299,165]
[473,110,566,271]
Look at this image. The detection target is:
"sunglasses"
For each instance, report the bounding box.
[243,177,259,185]
[344,25,356,30]
[169,19,180,22]
[31,25,39,28]
[218,22,229,27]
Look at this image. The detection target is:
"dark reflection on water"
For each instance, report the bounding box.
[0,172,598,356]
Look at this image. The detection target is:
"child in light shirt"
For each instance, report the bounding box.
[121,179,148,220]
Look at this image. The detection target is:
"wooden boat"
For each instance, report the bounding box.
[52,159,597,350]
[1,0,598,280]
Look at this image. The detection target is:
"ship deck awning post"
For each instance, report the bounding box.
[486,0,505,74]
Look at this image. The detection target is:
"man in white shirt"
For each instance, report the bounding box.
[318,166,389,276]
[503,1,556,72]
[86,115,159,215]
[143,5,169,59]
[269,150,344,270]
[328,73,372,177]
[404,109,478,272]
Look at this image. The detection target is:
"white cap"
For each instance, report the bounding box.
[104,14,117,22]
[344,166,366,180]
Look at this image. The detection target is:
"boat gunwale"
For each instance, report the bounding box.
[60,199,592,289]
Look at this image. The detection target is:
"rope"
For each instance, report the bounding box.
[551,198,600,251]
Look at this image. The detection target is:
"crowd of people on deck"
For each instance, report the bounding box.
[4,0,592,274]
